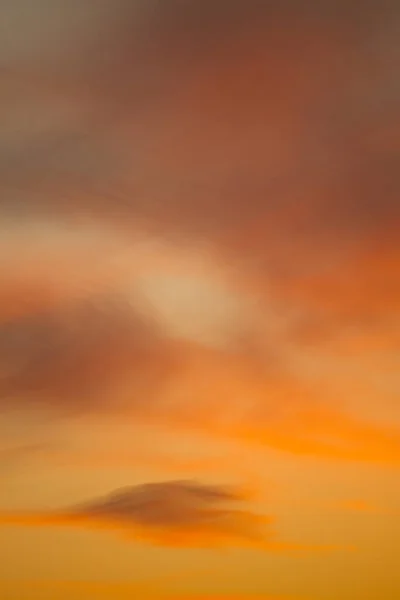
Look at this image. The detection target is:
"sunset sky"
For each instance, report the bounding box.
[0,2,399,599]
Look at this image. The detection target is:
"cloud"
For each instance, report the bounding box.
[2,1,399,333]
[229,401,400,465]
[1,269,399,466]
[0,479,333,553]
[1,254,399,467]
[0,219,133,321]
[0,294,179,415]
[144,354,400,466]
[0,0,399,468]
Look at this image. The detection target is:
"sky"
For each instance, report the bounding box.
[0,2,399,599]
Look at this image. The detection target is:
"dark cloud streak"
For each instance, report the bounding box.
[0,479,327,551]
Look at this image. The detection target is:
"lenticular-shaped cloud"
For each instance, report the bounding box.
[0,479,332,552]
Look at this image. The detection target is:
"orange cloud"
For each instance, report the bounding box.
[1,291,399,467]
[2,296,399,467]
[145,352,400,466]
[234,404,400,465]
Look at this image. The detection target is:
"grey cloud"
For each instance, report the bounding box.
[0,297,178,416]
[0,0,399,352]
[28,479,276,549]
[71,480,243,527]
[0,479,338,551]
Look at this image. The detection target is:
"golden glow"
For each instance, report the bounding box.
[0,2,399,599]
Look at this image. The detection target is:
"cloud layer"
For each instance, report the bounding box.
[0,0,399,467]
